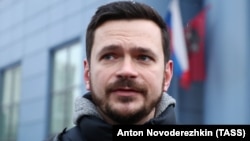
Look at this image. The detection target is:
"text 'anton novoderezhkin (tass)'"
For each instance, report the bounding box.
[113,125,248,140]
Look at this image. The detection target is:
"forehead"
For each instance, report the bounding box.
[95,19,161,38]
[92,19,163,52]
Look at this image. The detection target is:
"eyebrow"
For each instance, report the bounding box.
[97,45,157,58]
[97,45,121,56]
[130,47,157,58]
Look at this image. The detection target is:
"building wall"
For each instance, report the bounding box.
[0,0,101,140]
[0,0,249,141]
[204,0,250,124]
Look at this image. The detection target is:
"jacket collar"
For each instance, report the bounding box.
[73,92,176,125]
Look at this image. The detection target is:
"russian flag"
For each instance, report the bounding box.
[166,0,190,89]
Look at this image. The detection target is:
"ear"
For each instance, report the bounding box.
[163,60,173,92]
[83,60,90,90]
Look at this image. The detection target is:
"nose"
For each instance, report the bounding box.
[115,57,138,79]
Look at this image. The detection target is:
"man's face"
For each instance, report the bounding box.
[84,19,173,124]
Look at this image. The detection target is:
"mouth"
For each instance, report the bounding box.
[111,87,141,96]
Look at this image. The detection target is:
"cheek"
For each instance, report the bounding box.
[90,69,111,90]
[144,70,165,91]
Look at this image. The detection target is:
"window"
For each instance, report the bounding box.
[50,42,82,135]
[0,65,21,141]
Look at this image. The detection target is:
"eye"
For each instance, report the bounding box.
[137,55,153,62]
[101,53,116,60]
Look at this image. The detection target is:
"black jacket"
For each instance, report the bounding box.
[44,92,176,141]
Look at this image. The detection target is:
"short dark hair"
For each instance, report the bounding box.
[86,1,170,63]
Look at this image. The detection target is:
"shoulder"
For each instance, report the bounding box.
[43,128,66,141]
[44,126,85,141]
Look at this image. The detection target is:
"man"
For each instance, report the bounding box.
[45,1,176,140]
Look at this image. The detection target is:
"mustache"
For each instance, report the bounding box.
[106,78,147,94]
